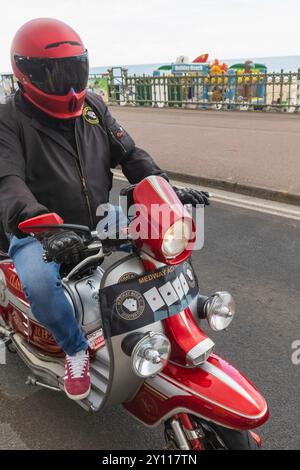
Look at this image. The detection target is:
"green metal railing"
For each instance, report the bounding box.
[2,69,300,113]
[103,68,300,113]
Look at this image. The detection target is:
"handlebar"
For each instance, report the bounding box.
[38,225,133,265]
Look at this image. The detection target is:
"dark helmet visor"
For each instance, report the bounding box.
[15,51,89,96]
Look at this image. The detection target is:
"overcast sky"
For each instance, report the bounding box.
[1,0,299,71]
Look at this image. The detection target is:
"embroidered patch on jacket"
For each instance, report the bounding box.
[83,106,100,125]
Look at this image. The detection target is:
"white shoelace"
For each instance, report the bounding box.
[65,351,89,379]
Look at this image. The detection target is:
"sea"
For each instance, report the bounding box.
[90,55,300,76]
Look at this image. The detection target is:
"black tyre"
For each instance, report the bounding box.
[202,422,259,450]
[165,418,260,450]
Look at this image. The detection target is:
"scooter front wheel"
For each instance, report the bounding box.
[164,417,260,450]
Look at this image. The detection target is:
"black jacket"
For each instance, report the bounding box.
[0,91,167,248]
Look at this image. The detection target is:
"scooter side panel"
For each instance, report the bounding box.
[0,260,64,354]
[124,354,269,430]
[0,261,27,304]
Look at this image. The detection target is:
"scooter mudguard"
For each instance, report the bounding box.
[124,353,269,430]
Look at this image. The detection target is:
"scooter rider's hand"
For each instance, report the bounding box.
[42,231,86,265]
[174,187,210,207]
[121,184,210,208]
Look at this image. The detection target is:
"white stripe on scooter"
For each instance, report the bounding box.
[148,175,174,207]
[148,375,191,399]
[7,291,31,317]
[179,310,192,333]
[159,372,267,420]
[200,362,259,408]
[144,383,169,401]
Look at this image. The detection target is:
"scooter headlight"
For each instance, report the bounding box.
[122,332,171,378]
[162,220,192,259]
[204,292,236,332]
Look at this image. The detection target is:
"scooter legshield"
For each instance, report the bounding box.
[124,353,269,430]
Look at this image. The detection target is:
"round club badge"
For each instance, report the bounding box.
[118,272,138,284]
[83,106,100,125]
[116,290,145,321]
[183,263,196,289]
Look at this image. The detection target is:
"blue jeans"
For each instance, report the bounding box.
[9,236,88,356]
[8,205,129,356]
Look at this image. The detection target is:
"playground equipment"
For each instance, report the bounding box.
[227,62,267,110]
[152,56,270,110]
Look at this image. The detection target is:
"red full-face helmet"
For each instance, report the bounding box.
[11,18,89,119]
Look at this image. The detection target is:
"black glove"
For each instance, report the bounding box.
[120,184,210,208]
[174,187,210,207]
[120,184,136,209]
[42,231,86,265]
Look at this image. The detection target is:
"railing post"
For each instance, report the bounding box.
[296,69,300,113]
[124,68,130,106]
[279,69,284,109]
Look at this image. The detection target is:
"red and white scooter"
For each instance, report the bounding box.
[0,176,269,450]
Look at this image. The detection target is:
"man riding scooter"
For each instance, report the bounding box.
[0,18,209,401]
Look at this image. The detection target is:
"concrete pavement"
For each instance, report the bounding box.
[0,179,299,450]
[110,106,300,204]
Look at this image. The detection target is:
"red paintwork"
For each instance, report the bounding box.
[11,18,87,119]
[124,354,269,431]
[139,254,211,365]
[131,242,269,434]
[2,305,63,355]
[12,19,85,59]
[132,176,195,265]
[19,213,64,234]
[1,261,27,303]
[28,320,63,355]
[164,308,210,364]
[0,260,63,355]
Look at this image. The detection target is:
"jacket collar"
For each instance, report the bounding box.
[15,91,79,158]
[30,118,78,158]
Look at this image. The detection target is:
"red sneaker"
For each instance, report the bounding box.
[64,350,91,400]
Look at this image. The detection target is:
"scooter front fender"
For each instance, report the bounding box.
[124,353,269,430]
